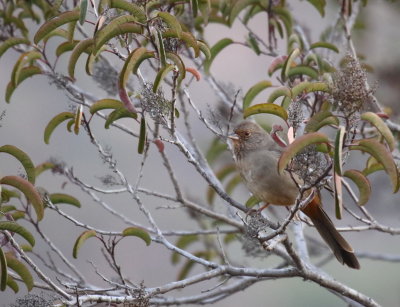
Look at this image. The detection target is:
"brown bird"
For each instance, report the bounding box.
[229,121,360,269]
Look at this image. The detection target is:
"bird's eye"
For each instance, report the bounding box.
[244,131,251,137]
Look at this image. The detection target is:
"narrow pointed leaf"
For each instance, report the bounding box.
[0,145,35,184]
[305,111,339,132]
[244,103,288,121]
[6,275,18,293]
[55,40,79,57]
[163,31,200,58]
[287,65,319,80]
[0,248,7,291]
[229,0,260,26]
[79,0,88,25]
[306,0,326,17]
[310,41,339,53]
[197,40,211,60]
[204,38,233,74]
[138,117,146,154]
[109,0,146,23]
[343,170,371,206]
[105,108,137,129]
[278,132,329,174]
[68,38,94,79]
[153,64,174,92]
[334,172,342,219]
[334,126,346,176]
[0,176,43,221]
[305,82,330,93]
[281,48,300,82]
[90,99,125,114]
[34,10,80,44]
[119,47,147,89]
[5,254,33,291]
[74,104,83,135]
[350,139,399,192]
[166,52,186,84]
[191,0,198,17]
[73,230,97,258]
[11,51,42,86]
[44,112,75,144]
[154,29,167,67]
[268,87,291,104]
[50,193,81,207]
[243,80,272,109]
[122,227,151,246]
[157,12,182,38]
[361,112,395,151]
[0,221,35,247]
[0,38,30,59]
[5,66,42,103]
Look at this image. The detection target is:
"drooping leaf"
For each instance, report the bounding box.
[154,29,167,67]
[306,0,327,17]
[171,235,198,264]
[55,40,80,57]
[343,169,371,206]
[0,248,7,291]
[0,38,30,59]
[162,31,200,57]
[44,112,75,144]
[0,221,35,247]
[93,16,142,54]
[0,145,35,184]
[73,104,83,135]
[204,38,233,74]
[72,230,97,258]
[350,139,399,192]
[34,10,80,44]
[105,108,137,129]
[334,126,346,176]
[247,33,261,55]
[5,66,42,103]
[305,111,339,132]
[334,172,342,219]
[138,117,146,154]
[244,103,288,121]
[35,162,56,178]
[49,193,81,208]
[287,65,319,80]
[119,47,147,91]
[90,99,125,114]
[197,40,211,60]
[229,0,260,26]
[6,275,18,293]
[109,0,147,23]
[11,51,42,86]
[361,112,395,151]
[0,176,43,222]
[79,0,88,25]
[166,52,186,84]
[191,0,198,17]
[267,87,291,104]
[281,48,300,82]
[305,82,330,93]
[122,227,151,246]
[243,80,273,109]
[5,253,33,291]
[291,81,310,98]
[309,41,339,53]
[278,132,329,174]
[68,38,94,79]
[157,12,182,38]
[153,64,174,92]
[268,55,287,76]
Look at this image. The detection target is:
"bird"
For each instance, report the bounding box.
[228,120,360,269]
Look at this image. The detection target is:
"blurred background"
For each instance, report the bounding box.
[1,1,400,306]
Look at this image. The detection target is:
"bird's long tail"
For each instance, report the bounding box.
[301,195,360,269]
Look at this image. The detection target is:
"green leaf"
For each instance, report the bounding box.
[0,38,30,59]
[247,33,261,55]
[278,132,329,174]
[243,80,273,109]
[119,47,147,90]
[305,82,330,93]
[44,112,75,144]
[74,104,83,135]
[34,10,80,44]
[55,40,79,57]
[334,126,346,176]
[281,48,300,82]
[0,145,35,184]
[310,41,339,53]
[166,52,186,85]
[204,38,233,74]
[267,87,291,104]
[0,221,35,247]
[305,111,339,132]
[197,40,211,60]
[35,162,56,177]
[350,139,399,193]
[163,31,200,58]
[287,65,319,80]
[72,230,97,258]
[90,99,125,114]
[343,170,371,206]
[334,172,342,219]
[6,275,18,293]
[109,0,147,23]
[157,12,182,38]
[11,51,42,87]
[93,16,142,54]
[244,103,288,121]
[191,0,198,17]
[291,81,311,98]
[153,64,174,92]
[229,0,259,26]
[361,112,395,151]
[5,66,42,103]
[0,248,7,291]
[245,195,261,208]
[171,235,198,264]
[206,138,227,164]
[122,227,151,246]
[5,253,33,291]
[68,38,94,79]
[138,117,146,154]
[105,108,137,129]
[50,193,81,208]
[0,176,43,222]
[306,0,326,17]
[79,0,88,25]
[154,29,167,67]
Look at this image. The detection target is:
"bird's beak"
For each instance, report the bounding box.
[227,133,239,141]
